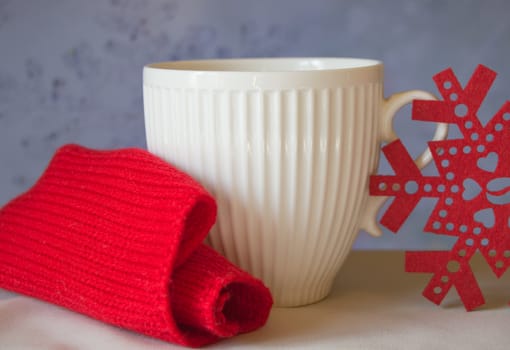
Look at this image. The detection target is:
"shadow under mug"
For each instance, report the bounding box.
[143,58,447,307]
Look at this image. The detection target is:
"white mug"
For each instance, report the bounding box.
[143,58,447,307]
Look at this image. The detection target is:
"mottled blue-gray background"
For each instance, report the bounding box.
[1,0,509,249]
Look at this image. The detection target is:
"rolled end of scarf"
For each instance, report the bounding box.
[171,244,273,346]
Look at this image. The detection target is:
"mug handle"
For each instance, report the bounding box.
[359,90,449,237]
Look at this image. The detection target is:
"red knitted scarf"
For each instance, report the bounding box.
[0,145,272,347]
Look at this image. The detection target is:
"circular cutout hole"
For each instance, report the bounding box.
[433,286,442,294]
[477,145,485,153]
[439,210,447,218]
[449,147,457,155]
[451,185,460,193]
[503,112,510,121]
[466,238,474,246]
[433,221,441,230]
[392,183,401,191]
[473,227,482,235]
[458,249,467,257]
[486,134,494,142]
[405,180,418,194]
[441,275,449,283]
[437,184,446,193]
[424,184,432,192]
[378,182,387,191]
[495,123,503,131]
[463,145,472,154]
[496,261,504,269]
[446,223,454,231]
[447,260,461,273]
[465,121,473,129]
[471,133,479,141]
[443,81,452,89]
[446,172,455,180]
[455,104,468,117]
[459,225,468,233]
[436,147,445,156]
[450,93,458,101]
[489,250,497,257]
[441,159,450,168]
[504,251,510,258]
[481,238,489,246]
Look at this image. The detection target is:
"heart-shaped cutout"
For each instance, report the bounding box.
[477,152,498,173]
[463,178,482,201]
[474,208,495,228]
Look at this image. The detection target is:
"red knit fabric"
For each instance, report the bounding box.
[0,145,273,347]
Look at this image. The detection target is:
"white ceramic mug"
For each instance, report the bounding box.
[143,58,447,307]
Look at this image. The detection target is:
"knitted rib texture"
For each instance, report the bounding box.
[0,145,272,347]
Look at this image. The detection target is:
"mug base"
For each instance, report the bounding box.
[272,283,333,308]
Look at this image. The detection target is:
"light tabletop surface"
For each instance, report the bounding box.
[1,251,509,349]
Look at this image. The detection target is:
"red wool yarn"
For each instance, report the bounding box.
[0,145,272,347]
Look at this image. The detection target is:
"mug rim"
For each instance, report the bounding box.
[145,57,382,73]
[144,57,383,89]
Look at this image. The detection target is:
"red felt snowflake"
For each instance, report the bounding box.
[370,65,510,311]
